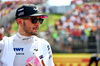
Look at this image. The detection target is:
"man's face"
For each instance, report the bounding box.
[22,17,42,36]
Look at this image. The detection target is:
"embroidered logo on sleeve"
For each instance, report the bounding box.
[39,55,43,59]
[49,54,52,59]
[47,45,50,50]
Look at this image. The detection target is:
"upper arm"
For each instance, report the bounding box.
[41,39,54,66]
[0,40,4,65]
[42,39,52,56]
[0,40,4,58]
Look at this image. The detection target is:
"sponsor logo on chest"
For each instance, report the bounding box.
[13,48,24,55]
[14,48,24,51]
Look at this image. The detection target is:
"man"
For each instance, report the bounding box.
[0,4,54,66]
[89,53,99,66]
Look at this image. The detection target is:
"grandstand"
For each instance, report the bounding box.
[0,0,47,27]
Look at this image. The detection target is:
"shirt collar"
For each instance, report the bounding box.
[16,32,34,40]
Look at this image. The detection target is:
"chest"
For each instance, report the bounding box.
[13,41,41,66]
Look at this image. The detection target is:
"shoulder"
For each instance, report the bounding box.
[0,36,9,52]
[0,36,7,48]
[35,36,51,50]
[0,35,15,52]
[34,36,51,49]
[35,36,50,45]
[0,35,15,57]
[0,40,4,48]
[34,36,48,42]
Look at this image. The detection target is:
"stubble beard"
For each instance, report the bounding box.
[23,22,38,36]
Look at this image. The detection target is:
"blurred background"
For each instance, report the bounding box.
[0,0,100,66]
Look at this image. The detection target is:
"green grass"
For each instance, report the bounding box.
[11,21,18,31]
[39,14,62,31]
[11,14,62,32]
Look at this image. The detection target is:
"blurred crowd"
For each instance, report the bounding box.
[0,1,33,18]
[0,1,21,40]
[45,3,100,53]
[0,0,46,17]
[0,1,100,53]
[0,1,19,17]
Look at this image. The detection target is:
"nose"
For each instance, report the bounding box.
[35,20,40,26]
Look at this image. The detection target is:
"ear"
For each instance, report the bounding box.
[16,18,23,26]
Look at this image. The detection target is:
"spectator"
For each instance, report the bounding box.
[0,26,4,40]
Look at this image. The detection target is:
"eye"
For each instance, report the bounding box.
[31,17,44,24]
[39,19,44,24]
[32,18,38,24]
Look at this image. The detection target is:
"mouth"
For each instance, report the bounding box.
[32,27,39,31]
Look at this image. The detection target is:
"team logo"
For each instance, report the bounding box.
[26,57,40,66]
[34,49,38,51]
[18,12,24,16]
[33,7,38,11]
[18,8,24,11]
